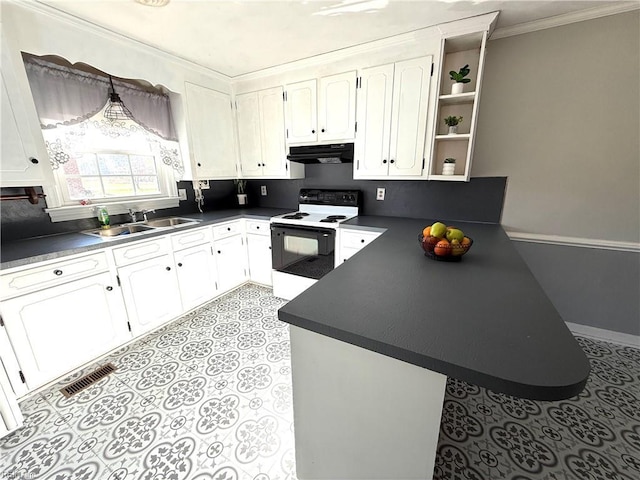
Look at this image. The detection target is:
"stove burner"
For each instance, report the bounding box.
[325,215,346,220]
[282,212,310,220]
[319,218,339,223]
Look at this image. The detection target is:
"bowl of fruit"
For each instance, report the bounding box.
[419,221,473,261]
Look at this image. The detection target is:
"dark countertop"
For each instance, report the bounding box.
[0,208,291,270]
[278,215,591,401]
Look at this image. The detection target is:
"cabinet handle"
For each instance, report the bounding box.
[166,266,171,271]
[258,163,261,167]
[383,159,387,164]
[106,286,113,291]
[361,239,365,243]
[311,129,315,134]
[177,263,183,267]
[256,226,260,229]
[321,128,325,133]
[227,227,231,231]
[197,163,202,167]
[217,250,221,254]
[390,159,395,164]
[30,158,39,164]
[53,269,63,276]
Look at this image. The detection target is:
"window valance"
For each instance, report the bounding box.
[23,56,178,142]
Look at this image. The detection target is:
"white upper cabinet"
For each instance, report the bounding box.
[354,56,432,179]
[285,71,356,145]
[0,35,53,188]
[184,82,238,179]
[285,79,318,144]
[236,86,301,178]
[318,71,357,142]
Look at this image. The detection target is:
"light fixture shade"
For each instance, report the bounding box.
[135,0,170,6]
[104,76,134,121]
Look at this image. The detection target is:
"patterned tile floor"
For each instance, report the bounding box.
[0,283,638,480]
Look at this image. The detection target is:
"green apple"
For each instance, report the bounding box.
[446,228,464,242]
[430,222,447,239]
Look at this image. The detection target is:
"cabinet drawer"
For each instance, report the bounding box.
[0,252,109,300]
[340,230,382,249]
[112,236,171,266]
[171,227,212,251]
[212,221,243,240]
[245,220,270,236]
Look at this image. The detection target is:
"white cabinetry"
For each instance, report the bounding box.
[236,87,303,179]
[212,221,248,293]
[246,220,272,286]
[0,354,23,438]
[114,237,183,337]
[0,252,129,392]
[285,71,356,145]
[0,33,53,188]
[171,227,219,312]
[354,56,433,179]
[184,82,238,179]
[338,228,383,264]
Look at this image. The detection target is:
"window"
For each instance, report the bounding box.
[23,55,185,221]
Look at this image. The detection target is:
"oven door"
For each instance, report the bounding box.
[271,224,336,280]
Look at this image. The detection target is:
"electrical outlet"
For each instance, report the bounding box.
[261,185,267,196]
[178,189,187,201]
[195,180,210,190]
[376,187,385,201]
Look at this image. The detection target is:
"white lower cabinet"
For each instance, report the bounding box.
[338,229,383,264]
[118,254,183,337]
[0,272,130,391]
[174,243,219,311]
[214,235,248,293]
[247,234,272,286]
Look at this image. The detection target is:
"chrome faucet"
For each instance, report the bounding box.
[128,208,155,223]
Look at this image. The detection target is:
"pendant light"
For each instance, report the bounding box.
[104,75,134,121]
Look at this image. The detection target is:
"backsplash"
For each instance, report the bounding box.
[1,171,506,242]
[246,164,506,223]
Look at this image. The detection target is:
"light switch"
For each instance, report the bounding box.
[178,189,187,201]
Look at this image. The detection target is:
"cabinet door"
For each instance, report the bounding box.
[388,56,432,176]
[285,79,317,144]
[259,86,287,176]
[0,272,130,391]
[214,235,248,293]
[246,234,272,286]
[318,71,357,142]
[118,254,183,337]
[185,83,238,179]
[354,64,394,177]
[174,243,218,311]
[236,91,263,177]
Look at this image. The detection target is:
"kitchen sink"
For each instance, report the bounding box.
[82,224,156,239]
[145,217,199,228]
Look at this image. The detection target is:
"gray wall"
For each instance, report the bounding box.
[474,10,639,243]
[473,11,639,337]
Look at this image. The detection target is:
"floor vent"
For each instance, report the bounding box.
[59,363,117,398]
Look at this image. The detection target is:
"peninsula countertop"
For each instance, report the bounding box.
[278,215,591,401]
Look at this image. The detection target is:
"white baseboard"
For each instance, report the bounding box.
[567,322,640,348]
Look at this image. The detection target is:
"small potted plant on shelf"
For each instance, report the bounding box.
[444,115,463,134]
[443,158,456,176]
[449,64,471,94]
[234,179,247,205]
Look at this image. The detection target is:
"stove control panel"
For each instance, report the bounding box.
[299,189,361,207]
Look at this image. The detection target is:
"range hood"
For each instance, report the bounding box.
[287,143,354,164]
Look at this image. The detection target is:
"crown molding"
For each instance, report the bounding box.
[491,2,640,40]
[506,231,640,253]
[10,0,231,83]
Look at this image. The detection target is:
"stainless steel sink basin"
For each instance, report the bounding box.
[82,224,156,239]
[145,217,199,228]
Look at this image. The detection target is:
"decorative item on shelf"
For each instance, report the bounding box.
[95,205,110,229]
[449,64,471,95]
[443,116,463,134]
[234,179,248,205]
[419,222,473,262]
[442,158,456,176]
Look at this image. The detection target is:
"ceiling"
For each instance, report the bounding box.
[36,0,631,78]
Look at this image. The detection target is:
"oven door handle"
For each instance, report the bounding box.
[270,223,336,236]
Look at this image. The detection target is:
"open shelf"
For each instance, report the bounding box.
[438,92,476,105]
[435,134,471,141]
